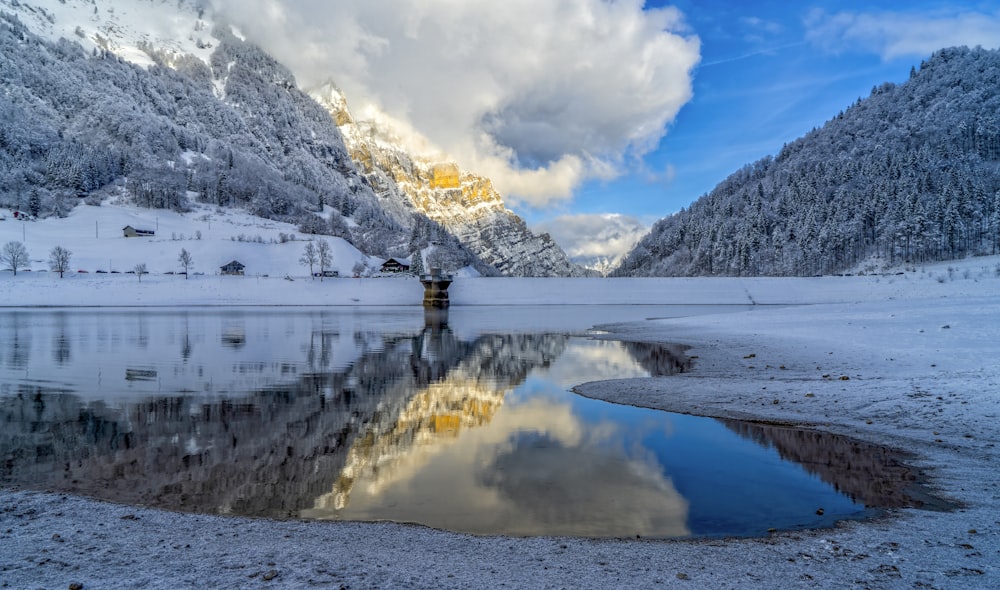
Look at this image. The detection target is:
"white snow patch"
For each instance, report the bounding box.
[1,0,222,70]
[2,251,999,587]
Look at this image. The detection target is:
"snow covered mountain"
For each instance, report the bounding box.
[614,46,1000,277]
[313,86,589,277]
[0,0,583,277]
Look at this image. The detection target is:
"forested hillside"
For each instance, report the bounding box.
[614,47,1000,277]
[0,6,575,276]
[0,14,376,231]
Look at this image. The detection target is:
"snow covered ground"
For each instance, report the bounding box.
[1,253,999,588]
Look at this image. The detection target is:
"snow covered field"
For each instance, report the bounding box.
[2,251,999,588]
[4,201,999,308]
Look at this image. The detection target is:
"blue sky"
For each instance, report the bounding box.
[565,0,915,220]
[221,1,1000,264]
[526,1,1000,261]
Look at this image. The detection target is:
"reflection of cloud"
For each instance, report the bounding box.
[539,339,652,389]
[805,8,1000,60]
[209,0,700,206]
[480,432,689,537]
[307,397,689,538]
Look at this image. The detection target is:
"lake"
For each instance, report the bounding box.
[0,306,932,538]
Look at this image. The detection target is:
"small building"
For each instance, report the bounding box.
[123,225,155,238]
[220,260,245,275]
[380,258,410,273]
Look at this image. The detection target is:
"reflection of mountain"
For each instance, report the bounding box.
[314,332,569,511]
[319,377,506,511]
[0,325,571,519]
[621,341,690,376]
[305,334,698,539]
[720,420,938,509]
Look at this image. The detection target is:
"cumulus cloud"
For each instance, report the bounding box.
[533,213,649,269]
[805,7,1000,60]
[209,0,700,207]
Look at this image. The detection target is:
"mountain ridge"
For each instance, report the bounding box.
[0,0,584,277]
[312,85,591,277]
[614,46,1000,277]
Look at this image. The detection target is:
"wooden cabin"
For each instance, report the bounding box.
[122,225,155,238]
[380,258,410,273]
[220,260,245,275]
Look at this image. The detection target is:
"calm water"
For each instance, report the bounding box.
[0,307,931,538]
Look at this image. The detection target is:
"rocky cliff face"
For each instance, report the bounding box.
[314,86,590,277]
[1,0,585,277]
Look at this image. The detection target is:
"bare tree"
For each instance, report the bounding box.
[133,263,147,282]
[299,241,317,279]
[316,240,333,281]
[49,246,72,278]
[1,241,30,276]
[178,248,193,278]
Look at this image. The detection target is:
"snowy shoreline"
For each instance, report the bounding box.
[2,262,999,588]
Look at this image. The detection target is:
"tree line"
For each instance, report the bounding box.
[614,46,1000,277]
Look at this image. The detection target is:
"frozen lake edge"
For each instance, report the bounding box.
[2,264,999,589]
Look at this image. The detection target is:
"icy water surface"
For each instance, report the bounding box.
[0,307,934,538]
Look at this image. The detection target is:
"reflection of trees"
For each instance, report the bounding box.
[620,341,690,375]
[0,325,575,519]
[2,313,30,370]
[181,316,192,361]
[720,420,937,509]
[53,312,71,366]
[220,320,245,348]
[132,312,149,349]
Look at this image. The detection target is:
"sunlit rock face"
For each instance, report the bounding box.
[314,86,589,277]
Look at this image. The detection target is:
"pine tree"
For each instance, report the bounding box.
[410,248,424,277]
[28,190,40,218]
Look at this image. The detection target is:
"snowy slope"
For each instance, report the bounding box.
[1,0,583,277]
[1,0,218,70]
[0,200,371,279]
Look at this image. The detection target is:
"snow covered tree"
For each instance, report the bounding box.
[133,263,147,282]
[352,261,367,277]
[28,190,40,218]
[328,211,351,239]
[316,240,333,280]
[300,241,317,278]
[178,248,193,278]
[409,248,424,277]
[613,47,1000,277]
[48,246,71,278]
[1,241,29,276]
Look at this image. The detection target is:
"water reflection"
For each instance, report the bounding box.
[307,394,691,537]
[0,308,939,538]
[720,420,938,510]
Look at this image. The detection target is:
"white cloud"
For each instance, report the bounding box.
[209,0,700,207]
[739,16,784,38]
[805,8,1000,60]
[533,213,649,269]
